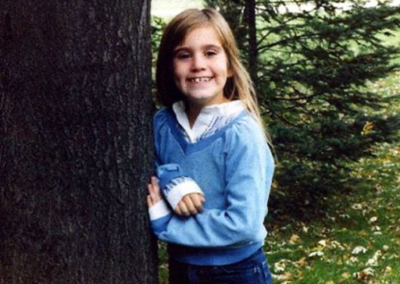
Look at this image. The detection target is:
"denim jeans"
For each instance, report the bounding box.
[169,248,273,284]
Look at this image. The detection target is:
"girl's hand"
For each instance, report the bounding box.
[147,176,163,207]
[175,193,205,216]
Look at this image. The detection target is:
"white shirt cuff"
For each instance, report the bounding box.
[149,200,171,221]
[165,179,204,210]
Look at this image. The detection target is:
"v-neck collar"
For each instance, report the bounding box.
[166,108,248,155]
[172,100,246,143]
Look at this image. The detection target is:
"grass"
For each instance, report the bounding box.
[265,144,400,284]
[265,73,400,283]
[266,141,400,283]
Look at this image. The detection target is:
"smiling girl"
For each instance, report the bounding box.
[147,8,275,284]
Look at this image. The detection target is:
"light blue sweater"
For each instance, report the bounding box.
[151,107,275,265]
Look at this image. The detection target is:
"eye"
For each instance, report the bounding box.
[175,52,191,60]
[205,50,218,57]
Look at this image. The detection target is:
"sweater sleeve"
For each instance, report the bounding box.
[156,118,275,247]
[149,109,203,236]
[152,108,204,211]
[156,164,204,210]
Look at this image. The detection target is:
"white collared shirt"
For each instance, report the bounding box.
[172,100,246,143]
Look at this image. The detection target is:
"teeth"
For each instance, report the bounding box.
[189,77,211,83]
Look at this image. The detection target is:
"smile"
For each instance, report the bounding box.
[187,77,213,83]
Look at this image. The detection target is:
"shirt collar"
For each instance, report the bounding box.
[172,100,246,143]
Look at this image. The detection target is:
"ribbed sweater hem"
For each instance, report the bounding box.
[168,241,263,266]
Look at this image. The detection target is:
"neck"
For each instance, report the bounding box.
[185,103,202,128]
[185,97,231,128]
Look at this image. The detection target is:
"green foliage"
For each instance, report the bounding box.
[151,16,166,100]
[266,140,400,282]
[151,16,165,70]
[204,0,400,213]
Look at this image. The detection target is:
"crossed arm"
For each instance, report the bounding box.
[147,176,205,216]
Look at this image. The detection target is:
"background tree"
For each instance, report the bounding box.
[0,1,157,283]
[204,0,400,218]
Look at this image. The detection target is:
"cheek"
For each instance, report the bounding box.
[172,65,186,82]
[217,57,231,78]
[172,69,185,90]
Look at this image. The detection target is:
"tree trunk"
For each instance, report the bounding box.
[0,0,157,283]
[246,0,258,86]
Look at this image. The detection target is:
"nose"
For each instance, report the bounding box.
[190,53,206,72]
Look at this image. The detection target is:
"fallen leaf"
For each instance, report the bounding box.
[309,251,324,257]
[274,259,287,273]
[273,272,293,282]
[318,239,327,247]
[384,266,392,274]
[331,240,345,250]
[366,250,382,266]
[369,216,378,224]
[339,272,350,283]
[346,256,359,265]
[354,268,374,280]
[294,257,307,267]
[289,234,300,244]
[352,246,367,255]
[352,203,363,210]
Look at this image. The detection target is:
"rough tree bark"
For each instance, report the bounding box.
[0,0,158,283]
[246,0,258,86]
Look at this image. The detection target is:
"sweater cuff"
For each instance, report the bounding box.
[157,163,183,189]
[164,177,204,210]
[149,200,171,221]
[151,214,172,236]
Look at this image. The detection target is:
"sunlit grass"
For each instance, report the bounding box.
[265,64,400,282]
[266,133,400,283]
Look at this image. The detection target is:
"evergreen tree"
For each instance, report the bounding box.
[204,0,400,218]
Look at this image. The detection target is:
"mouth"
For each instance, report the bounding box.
[187,77,213,83]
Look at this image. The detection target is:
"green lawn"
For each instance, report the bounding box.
[266,72,400,283]
[266,142,400,283]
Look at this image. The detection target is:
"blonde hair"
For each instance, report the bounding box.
[156,8,272,145]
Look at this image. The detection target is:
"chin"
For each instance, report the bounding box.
[186,92,213,100]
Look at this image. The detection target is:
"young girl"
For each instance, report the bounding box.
[147,8,275,284]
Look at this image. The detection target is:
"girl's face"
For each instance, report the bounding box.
[173,26,232,108]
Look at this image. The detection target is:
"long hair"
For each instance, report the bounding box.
[156,8,272,145]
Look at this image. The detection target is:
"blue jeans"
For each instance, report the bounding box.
[169,248,273,284]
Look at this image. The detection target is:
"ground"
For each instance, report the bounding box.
[266,72,400,283]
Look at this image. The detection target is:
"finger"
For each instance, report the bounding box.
[178,202,190,216]
[189,194,203,212]
[183,195,197,215]
[147,195,153,207]
[175,202,183,216]
[148,184,155,196]
[151,177,160,193]
[151,176,159,187]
